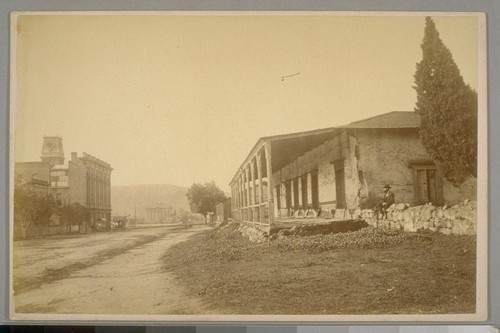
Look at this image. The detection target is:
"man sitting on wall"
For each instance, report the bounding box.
[379,184,395,220]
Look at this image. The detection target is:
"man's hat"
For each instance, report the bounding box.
[384,184,391,189]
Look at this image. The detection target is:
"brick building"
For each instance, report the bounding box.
[14,136,113,230]
[229,112,476,230]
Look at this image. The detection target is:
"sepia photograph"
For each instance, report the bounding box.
[9,12,487,321]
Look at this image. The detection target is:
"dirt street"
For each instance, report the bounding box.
[13,224,212,315]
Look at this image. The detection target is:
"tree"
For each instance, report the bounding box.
[14,186,56,237]
[186,181,226,219]
[59,203,90,226]
[174,208,189,223]
[413,17,477,184]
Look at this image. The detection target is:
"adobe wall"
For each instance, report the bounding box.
[354,128,476,205]
[271,132,351,213]
[271,128,477,215]
[442,177,477,203]
[354,128,428,206]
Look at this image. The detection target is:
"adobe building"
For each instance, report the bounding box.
[229,112,476,229]
[14,136,113,230]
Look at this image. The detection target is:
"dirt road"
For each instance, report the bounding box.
[13,224,212,315]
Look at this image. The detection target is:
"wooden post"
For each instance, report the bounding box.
[256,152,264,224]
[240,173,244,220]
[250,159,257,222]
[265,142,274,233]
[307,172,313,208]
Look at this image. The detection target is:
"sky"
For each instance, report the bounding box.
[13,13,479,191]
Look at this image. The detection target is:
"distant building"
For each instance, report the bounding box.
[15,162,50,192]
[14,136,113,230]
[145,206,173,223]
[215,198,231,223]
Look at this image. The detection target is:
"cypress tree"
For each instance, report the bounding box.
[413,17,477,184]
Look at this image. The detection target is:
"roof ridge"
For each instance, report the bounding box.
[349,111,414,125]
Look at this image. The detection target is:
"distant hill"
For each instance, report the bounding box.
[111,184,190,218]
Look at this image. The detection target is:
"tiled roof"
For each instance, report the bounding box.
[341,111,420,129]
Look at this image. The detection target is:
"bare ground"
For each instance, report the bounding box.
[13,224,213,315]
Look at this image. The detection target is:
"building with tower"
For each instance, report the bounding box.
[15,136,113,232]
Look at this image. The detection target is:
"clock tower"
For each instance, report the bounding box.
[41,136,65,165]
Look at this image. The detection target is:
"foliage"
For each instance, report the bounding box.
[14,186,56,230]
[186,181,226,216]
[360,192,382,210]
[413,17,477,183]
[59,203,90,225]
[174,207,189,223]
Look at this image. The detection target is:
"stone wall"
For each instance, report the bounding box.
[360,200,477,236]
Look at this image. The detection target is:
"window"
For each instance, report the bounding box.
[293,178,299,209]
[333,160,346,209]
[301,175,308,209]
[311,171,319,209]
[56,193,63,207]
[275,186,281,210]
[31,174,38,180]
[285,180,292,209]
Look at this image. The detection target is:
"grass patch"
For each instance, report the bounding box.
[163,224,476,315]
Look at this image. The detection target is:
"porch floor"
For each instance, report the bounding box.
[272,217,368,236]
[274,217,355,225]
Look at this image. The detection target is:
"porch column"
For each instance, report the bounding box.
[250,160,257,222]
[239,173,244,219]
[246,165,252,221]
[307,172,313,208]
[264,142,274,231]
[291,179,295,209]
[298,176,303,208]
[256,152,264,223]
[236,178,240,220]
[281,182,287,211]
[241,169,247,208]
[246,166,252,207]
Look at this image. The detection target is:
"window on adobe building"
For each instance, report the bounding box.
[311,170,319,209]
[285,180,292,209]
[275,185,281,210]
[301,175,308,209]
[292,178,299,209]
[333,159,346,209]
